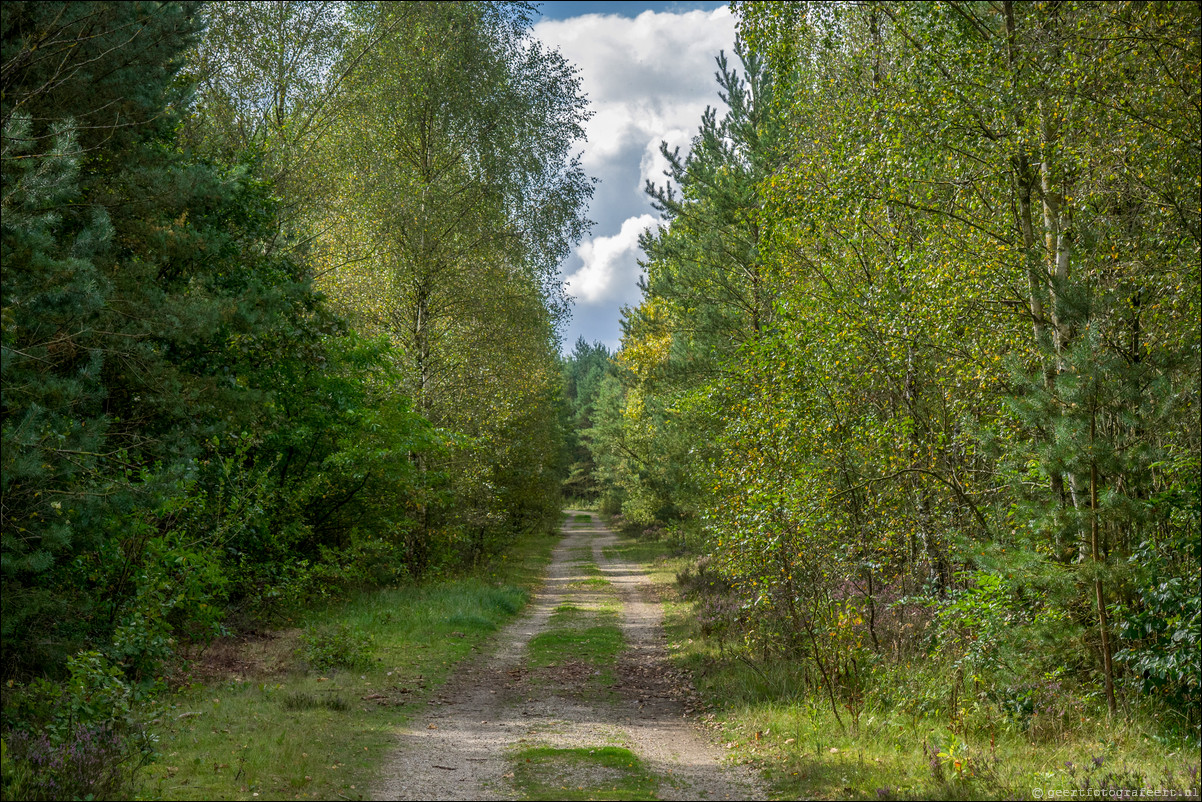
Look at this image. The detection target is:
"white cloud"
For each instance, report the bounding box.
[565,213,659,305]
[535,7,736,345]
[536,8,735,173]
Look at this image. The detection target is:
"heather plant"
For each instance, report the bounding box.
[2,723,147,801]
[0,652,154,800]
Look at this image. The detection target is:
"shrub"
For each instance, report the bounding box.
[2,723,145,801]
[299,623,373,672]
[0,652,154,801]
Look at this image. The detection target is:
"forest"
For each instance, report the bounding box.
[2,1,1198,799]
[570,0,1199,784]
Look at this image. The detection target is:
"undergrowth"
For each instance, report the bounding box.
[613,529,1202,801]
[126,524,558,801]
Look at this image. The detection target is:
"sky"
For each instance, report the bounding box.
[532,1,736,354]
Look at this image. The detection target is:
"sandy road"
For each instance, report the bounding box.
[371,512,762,801]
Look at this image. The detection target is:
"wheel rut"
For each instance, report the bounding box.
[371,512,762,800]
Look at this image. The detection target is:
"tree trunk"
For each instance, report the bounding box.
[1004,0,1067,512]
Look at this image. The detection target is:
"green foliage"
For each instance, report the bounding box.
[299,623,373,673]
[0,649,157,800]
[930,573,1020,674]
[561,338,614,502]
[0,8,583,798]
[587,42,781,529]
[285,0,591,565]
[3,0,580,700]
[4,652,136,739]
[588,0,1200,740]
[1114,454,1201,723]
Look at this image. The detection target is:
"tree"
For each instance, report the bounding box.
[309,1,593,558]
[596,42,785,531]
[724,0,1200,720]
[561,337,612,502]
[1,0,435,679]
[584,0,1200,726]
[641,41,784,361]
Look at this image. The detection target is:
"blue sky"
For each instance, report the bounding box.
[536,2,729,21]
[531,2,737,354]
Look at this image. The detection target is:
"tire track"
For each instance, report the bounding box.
[371,512,762,801]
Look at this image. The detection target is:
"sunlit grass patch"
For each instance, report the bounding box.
[136,527,558,801]
[551,587,620,620]
[529,593,623,696]
[528,620,624,668]
[571,575,611,589]
[510,746,659,801]
[568,560,610,592]
[709,697,1202,801]
[562,498,600,513]
[550,602,587,622]
[601,539,682,578]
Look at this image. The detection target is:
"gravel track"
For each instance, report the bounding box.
[370,512,763,801]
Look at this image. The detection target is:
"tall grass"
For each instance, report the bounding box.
[617,533,1202,801]
[135,527,557,801]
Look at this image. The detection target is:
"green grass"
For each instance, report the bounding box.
[569,561,607,587]
[528,597,624,690]
[609,535,1202,801]
[279,690,350,712]
[523,564,623,696]
[601,539,681,572]
[510,746,660,800]
[528,620,624,668]
[571,576,611,589]
[687,690,1201,801]
[574,513,593,523]
[568,546,594,562]
[135,527,558,801]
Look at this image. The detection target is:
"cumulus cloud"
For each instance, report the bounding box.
[537,8,735,174]
[565,213,659,306]
[535,7,736,350]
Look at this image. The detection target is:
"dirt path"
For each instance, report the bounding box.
[371,512,763,801]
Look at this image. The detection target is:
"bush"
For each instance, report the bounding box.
[299,623,373,672]
[2,723,145,801]
[0,651,154,801]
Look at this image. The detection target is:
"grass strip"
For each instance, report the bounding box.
[135,527,558,801]
[523,561,623,697]
[527,619,624,667]
[510,746,659,801]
